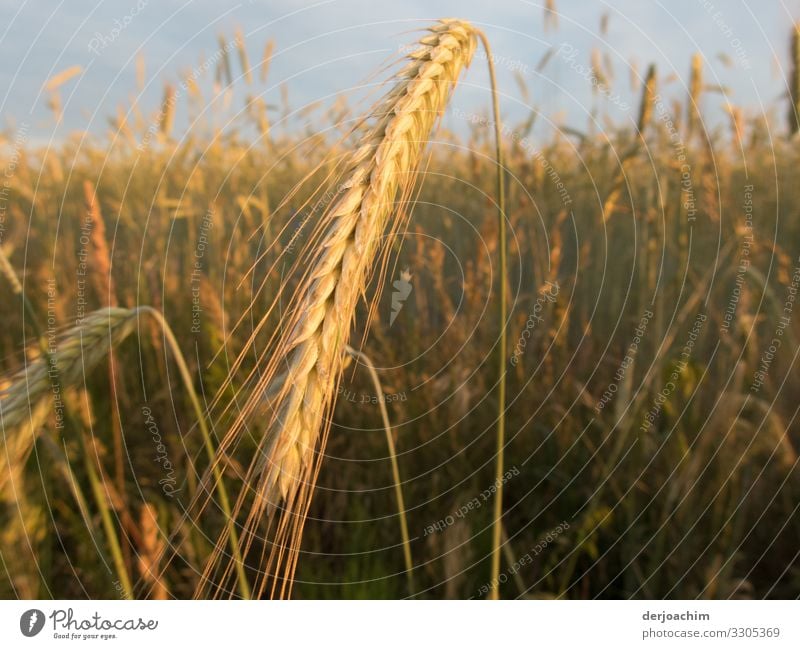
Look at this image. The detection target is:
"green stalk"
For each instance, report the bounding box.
[345,345,414,596]
[78,433,134,598]
[140,307,251,599]
[477,31,507,601]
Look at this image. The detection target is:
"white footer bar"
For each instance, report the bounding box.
[1,600,797,648]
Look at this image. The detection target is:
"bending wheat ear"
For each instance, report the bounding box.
[0,308,139,433]
[0,306,250,598]
[0,307,140,596]
[199,19,483,599]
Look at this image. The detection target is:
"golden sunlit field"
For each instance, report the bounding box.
[1,12,799,602]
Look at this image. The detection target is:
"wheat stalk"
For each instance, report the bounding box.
[201,18,479,598]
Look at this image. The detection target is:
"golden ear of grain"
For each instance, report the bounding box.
[259,18,477,505]
[158,83,176,138]
[235,28,253,85]
[260,40,275,84]
[600,12,609,35]
[726,104,744,144]
[47,92,63,123]
[544,0,559,32]
[83,181,117,306]
[637,63,657,135]
[218,35,233,87]
[687,53,703,136]
[591,48,609,90]
[200,18,479,599]
[44,65,82,92]
[629,58,639,92]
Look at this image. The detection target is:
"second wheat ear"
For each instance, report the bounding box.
[200,19,484,599]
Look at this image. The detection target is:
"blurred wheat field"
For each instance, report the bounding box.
[0,15,799,600]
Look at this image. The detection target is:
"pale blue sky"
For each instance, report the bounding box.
[1,0,798,144]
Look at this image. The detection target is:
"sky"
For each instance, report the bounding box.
[0,0,798,145]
